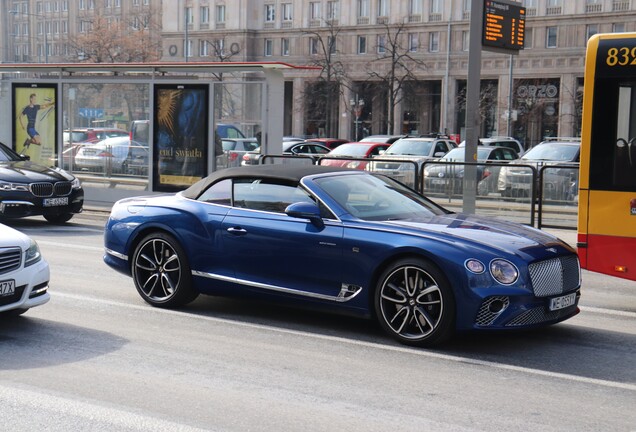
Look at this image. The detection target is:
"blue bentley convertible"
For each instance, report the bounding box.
[104,165,580,346]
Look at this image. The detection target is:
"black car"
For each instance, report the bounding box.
[0,142,84,223]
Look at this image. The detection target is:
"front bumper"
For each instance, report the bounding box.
[0,257,50,313]
[0,188,84,219]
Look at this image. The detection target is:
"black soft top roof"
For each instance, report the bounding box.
[181,164,355,199]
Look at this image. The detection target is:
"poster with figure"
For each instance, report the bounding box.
[153,84,208,192]
[13,84,57,166]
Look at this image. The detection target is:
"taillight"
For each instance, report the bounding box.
[98,151,114,157]
[229,152,238,161]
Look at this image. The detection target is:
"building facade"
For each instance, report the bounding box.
[163,0,635,148]
[2,0,635,148]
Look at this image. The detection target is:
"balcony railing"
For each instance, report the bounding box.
[526,8,537,16]
[377,16,388,24]
[408,14,421,23]
[429,13,442,22]
[613,0,630,11]
[357,16,369,25]
[546,6,562,15]
[462,11,470,20]
[586,3,603,13]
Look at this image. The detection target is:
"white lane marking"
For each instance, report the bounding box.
[53,292,636,393]
[580,306,636,319]
[0,383,209,432]
[36,240,103,252]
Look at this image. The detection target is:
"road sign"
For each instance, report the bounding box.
[79,108,104,118]
[482,0,526,53]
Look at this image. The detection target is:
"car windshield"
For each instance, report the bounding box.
[0,143,22,162]
[522,143,579,162]
[315,174,446,221]
[385,140,433,156]
[328,144,370,157]
[440,147,490,162]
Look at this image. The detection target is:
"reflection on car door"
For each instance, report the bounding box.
[222,180,345,298]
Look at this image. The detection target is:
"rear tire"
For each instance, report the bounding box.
[374,257,455,347]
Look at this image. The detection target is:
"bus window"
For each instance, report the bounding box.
[614,85,636,188]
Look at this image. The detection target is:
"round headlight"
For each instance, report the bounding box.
[465,259,485,274]
[490,259,519,285]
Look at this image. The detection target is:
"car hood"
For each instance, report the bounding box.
[0,160,75,183]
[377,213,572,259]
[0,223,29,249]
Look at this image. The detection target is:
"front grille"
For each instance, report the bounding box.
[528,255,580,297]
[54,182,73,196]
[30,182,53,197]
[0,248,21,275]
[29,182,73,197]
[475,296,510,326]
[506,303,577,327]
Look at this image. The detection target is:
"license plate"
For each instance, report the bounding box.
[432,179,447,185]
[0,279,15,297]
[549,292,576,311]
[43,197,68,207]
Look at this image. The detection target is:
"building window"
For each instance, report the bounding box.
[358,0,369,17]
[409,0,422,15]
[309,37,319,55]
[282,38,290,56]
[613,23,626,33]
[184,39,193,57]
[429,31,439,52]
[185,7,194,25]
[586,24,598,40]
[357,35,367,54]
[430,0,441,14]
[408,33,418,52]
[216,5,226,23]
[282,3,292,21]
[462,30,470,51]
[327,1,339,20]
[377,35,386,54]
[264,38,273,56]
[265,4,275,22]
[200,40,209,57]
[201,7,210,25]
[328,36,336,54]
[310,2,321,20]
[524,0,536,6]
[546,26,557,48]
[377,0,388,17]
[547,0,562,5]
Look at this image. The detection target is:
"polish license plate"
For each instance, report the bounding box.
[432,179,447,185]
[549,292,576,311]
[0,279,15,297]
[43,197,68,207]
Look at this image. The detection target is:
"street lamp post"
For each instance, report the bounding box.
[9,10,48,63]
[350,97,365,141]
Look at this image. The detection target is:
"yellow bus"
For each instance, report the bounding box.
[578,33,636,281]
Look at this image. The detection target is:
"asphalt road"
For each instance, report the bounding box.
[1,212,635,431]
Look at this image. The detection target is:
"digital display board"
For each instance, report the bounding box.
[482,0,526,52]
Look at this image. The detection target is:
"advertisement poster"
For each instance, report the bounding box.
[13,84,57,166]
[153,84,208,192]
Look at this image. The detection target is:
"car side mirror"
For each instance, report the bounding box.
[21,154,30,161]
[434,152,445,157]
[285,202,324,229]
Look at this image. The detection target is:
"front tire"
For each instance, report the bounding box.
[44,213,74,224]
[132,232,198,308]
[374,258,455,347]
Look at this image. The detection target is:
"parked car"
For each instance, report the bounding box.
[320,142,392,169]
[0,223,50,317]
[458,136,525,155]
[216,124,246,139]
[74,136,148,175]
[368,136,457,187]
[359,135,405,144]
[303,138,349,150]
[0,142,84,224]
[423,146,519,195]
[104,165,581,347]
[61,127,129,169]
[218,138,260,168]
[498,138,580,201]
[242,141,345,166]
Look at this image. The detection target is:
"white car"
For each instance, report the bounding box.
[0,223,50,316]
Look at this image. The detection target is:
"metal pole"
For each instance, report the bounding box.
[462,0,484,214]
[44,22,48,63]
[184,5,189,62]
[507,55,514,135]
[442,0,454,134]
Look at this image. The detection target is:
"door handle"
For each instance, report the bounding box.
[226,227,247,235]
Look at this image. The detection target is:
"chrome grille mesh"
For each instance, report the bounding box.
[475,296,510,327]
[0,248,21,275]
[506,306,575,327]
[528,255,580,297]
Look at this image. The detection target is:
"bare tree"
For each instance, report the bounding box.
[302,20,348,137]
[368,22,426,135]
[66,13,161,63]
